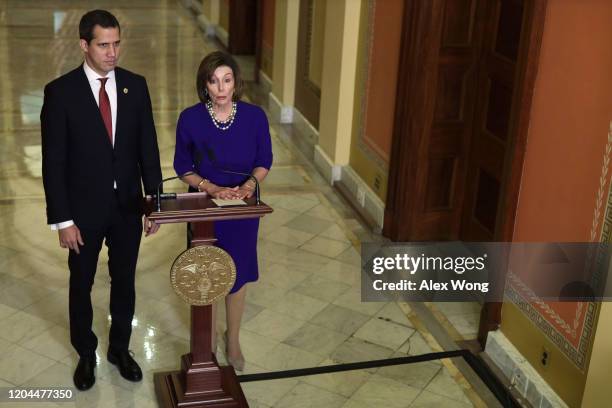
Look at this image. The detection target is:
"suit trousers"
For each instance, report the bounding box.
[68,191,143,357]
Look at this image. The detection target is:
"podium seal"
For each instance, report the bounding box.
[170,246,236,305]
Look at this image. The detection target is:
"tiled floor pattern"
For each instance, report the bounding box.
[0,1,483,407]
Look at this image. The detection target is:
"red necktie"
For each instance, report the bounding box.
[98,78,113,144]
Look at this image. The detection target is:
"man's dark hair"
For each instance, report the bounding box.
[79,10,120,44]
[196,51,243,104]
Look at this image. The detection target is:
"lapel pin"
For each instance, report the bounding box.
[123,88,128,94]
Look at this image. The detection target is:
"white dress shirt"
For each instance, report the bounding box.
[49,61,117,231]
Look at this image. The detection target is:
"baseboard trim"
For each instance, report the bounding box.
[268,92,294,124]
[334,180,379,232]
[215,26,229,48]
[338,166,385,232]
[313,145,341,185]
[485,331,568,408]
[197,14,216,37]
[181,0,203,14]
[259,71,272,95]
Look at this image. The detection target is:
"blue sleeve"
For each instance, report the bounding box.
[173,111,195,176]
[253,108,273,170]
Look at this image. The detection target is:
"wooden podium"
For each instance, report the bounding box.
[146,192,272,407]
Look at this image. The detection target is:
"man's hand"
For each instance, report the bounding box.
[58,225,84,254]
[144,216,160,236]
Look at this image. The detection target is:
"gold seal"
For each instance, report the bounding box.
[170,246,236,305]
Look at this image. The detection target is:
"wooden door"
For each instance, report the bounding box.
[463,0,547,344]
[384,0,486,240]
[228,0,257,55]
[385,0,547,344]
[415,0,488,240]
[386,0,545,243]
[461,0,527,241]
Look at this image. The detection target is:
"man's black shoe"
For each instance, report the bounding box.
[73,355,96,391]
[107,349,143,382]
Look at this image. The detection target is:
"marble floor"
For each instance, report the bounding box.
[0,1,487,407]
[429,302,481,341]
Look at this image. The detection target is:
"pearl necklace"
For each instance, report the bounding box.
[206,100,237,131]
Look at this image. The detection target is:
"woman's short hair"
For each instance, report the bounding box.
[196,51,243,103]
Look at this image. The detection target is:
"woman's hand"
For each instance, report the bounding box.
[237,184,255,199]
[207,184,242,199]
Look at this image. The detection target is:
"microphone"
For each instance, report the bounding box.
[155,171,195,212]
[198,147,261,205]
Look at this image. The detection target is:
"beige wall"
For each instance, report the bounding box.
[501,1,612,406]
[202,0,212,18]
[271,0,299,106]
[201,0,220,27]
[317,0,361,165]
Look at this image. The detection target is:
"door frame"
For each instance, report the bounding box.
[384,0,548,347]
[228,0,257,55]
[294,0,322,128]
[254,0,263,83]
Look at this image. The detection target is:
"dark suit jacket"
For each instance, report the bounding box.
[41,65,162,229]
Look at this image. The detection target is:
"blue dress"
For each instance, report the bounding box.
[173,101,273,293]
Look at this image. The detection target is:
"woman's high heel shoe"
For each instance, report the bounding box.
[224,331,245,372]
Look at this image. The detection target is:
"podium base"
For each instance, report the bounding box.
[154,366,248,407]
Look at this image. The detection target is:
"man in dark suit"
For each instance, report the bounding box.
[41,10,162,391]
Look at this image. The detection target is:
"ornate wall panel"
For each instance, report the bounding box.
[506,129,612,370]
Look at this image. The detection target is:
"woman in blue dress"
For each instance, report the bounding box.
[173,51,272,371]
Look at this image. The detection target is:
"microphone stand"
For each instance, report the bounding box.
[155,172,195,212]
